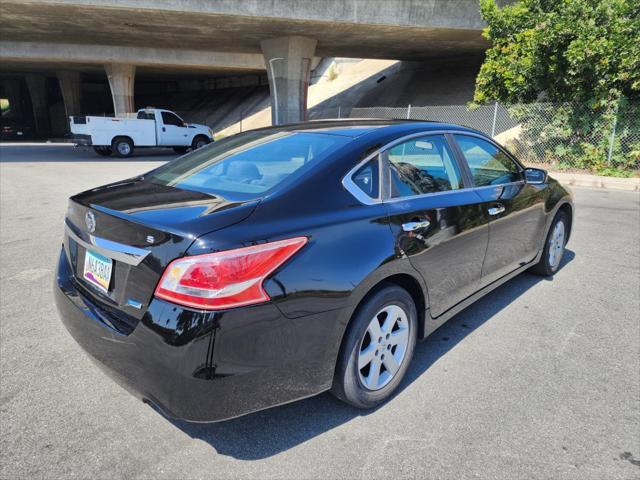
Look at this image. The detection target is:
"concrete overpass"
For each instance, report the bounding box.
[0,0,496,135]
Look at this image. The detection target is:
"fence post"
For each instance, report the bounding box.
[607,99,620,166]
[240,110,243,133]
[338,105,341,119]
[491,101,498,137]
[406,104,412,119]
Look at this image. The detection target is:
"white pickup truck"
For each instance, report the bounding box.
[69,108,214,157]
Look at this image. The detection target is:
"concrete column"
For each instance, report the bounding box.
[260,36,317,125]
[56,70,82,119]
[2,78,24,118]
[25,74,50,137]
[104,63,135,116]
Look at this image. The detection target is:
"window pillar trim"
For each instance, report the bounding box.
[342,129,526,205]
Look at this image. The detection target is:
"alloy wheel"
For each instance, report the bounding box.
[548,220,565,268]
[358,304,410,391]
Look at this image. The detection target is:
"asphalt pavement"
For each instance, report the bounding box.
[1,143,639,479]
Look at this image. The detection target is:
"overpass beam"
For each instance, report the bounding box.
[25,74,50,138]
[56,70,82,120]
[260,36,317,125]
[105,63,135,116]
[1,41,265,72]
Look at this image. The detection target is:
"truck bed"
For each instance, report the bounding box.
[70,116,156,147]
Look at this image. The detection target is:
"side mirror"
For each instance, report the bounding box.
[525,167,547,185]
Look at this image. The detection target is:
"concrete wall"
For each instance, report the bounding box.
[355,57,483,107]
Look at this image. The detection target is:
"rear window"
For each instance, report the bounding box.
[146,131,350,200]
[137,111,155,120]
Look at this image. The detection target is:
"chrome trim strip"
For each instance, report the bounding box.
[341,128,526,206]
[65,223,151,266]
[342,130,463,205]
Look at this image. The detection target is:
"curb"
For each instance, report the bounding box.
[549,172,640,192]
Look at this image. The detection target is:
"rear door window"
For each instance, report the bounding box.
[146,131,350,199]
[387,135,462,197]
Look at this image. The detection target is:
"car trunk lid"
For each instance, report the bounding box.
[63,178,258,331]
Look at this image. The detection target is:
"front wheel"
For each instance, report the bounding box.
[192,136,210,150]
[331,284,417,409]
[112,137,134,158]
[531,210,568,276]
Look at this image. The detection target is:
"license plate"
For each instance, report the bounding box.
[83,250,113,293]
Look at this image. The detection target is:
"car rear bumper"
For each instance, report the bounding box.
[54,247,344,422]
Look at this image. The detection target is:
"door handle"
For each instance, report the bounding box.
[162,127,166,132]
[402,220,430,232]
[488,204,506,216]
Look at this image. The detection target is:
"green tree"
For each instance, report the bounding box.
[474,0,640,174]
[475,0,639,105]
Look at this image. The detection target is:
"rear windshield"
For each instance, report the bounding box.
[137,111,155,120]
[146,131,350,200]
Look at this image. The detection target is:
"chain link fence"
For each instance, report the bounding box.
[350,100,640,175]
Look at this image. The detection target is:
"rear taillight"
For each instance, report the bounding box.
[154,237,307,310]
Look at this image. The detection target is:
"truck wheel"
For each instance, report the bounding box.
[173,147,189,154]
[192,136,210,150]
[112,137,134,158]
[93,146,112,157]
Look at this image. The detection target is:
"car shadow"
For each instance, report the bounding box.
[163,250,575,460]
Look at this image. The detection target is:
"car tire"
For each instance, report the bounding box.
[173,147,189,154]
[331,283,418,409]
[112,137,134,158]
[93,146,112,157]
[192,136,210,150]
[531,210,569,276]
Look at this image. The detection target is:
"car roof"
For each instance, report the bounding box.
[250,118,482,139]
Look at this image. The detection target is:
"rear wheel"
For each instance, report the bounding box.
[93,146,112,157]
[531,210,568,276]
[192,135,210,150]
[112,137,134,158]
[331,284,417,409]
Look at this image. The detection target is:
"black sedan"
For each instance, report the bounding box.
[55,120,573,421]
